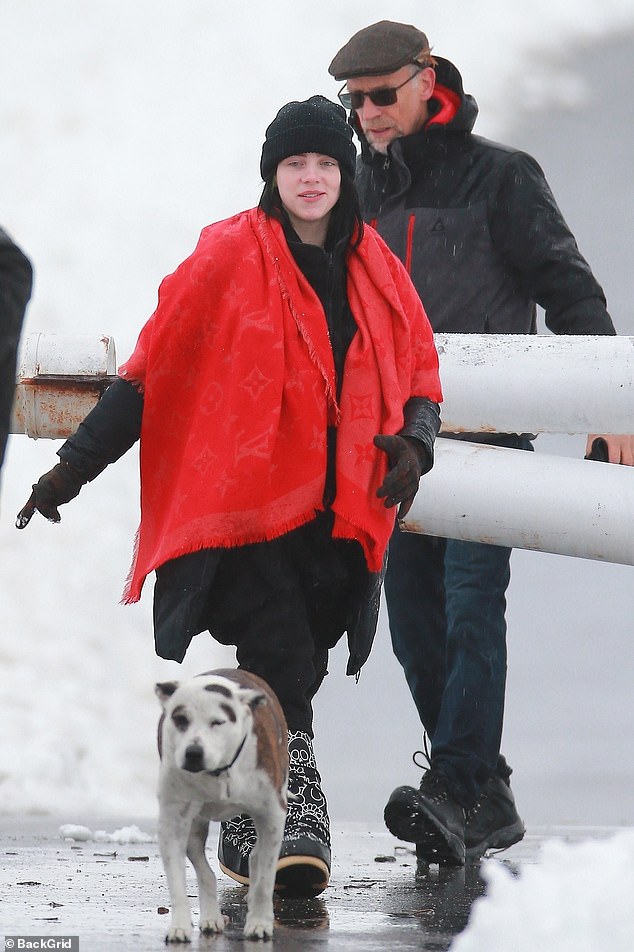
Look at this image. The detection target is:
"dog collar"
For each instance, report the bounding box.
[206,733,248,777]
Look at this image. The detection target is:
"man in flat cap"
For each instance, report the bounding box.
[329,20,633,867]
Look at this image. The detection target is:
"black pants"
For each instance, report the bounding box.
[197,514,366,736]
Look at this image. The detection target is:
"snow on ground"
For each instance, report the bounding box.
[452,830,634,952]
[0,2,633,947]
[59,823,154,844]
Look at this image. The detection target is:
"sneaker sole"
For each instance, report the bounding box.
[218,860,249,887]
[384,795,465,866]
[275,855,330,897]
[465,819,526,862]
[219,855,330,897]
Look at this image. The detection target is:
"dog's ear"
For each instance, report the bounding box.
[239,688,267,711]
[155,681,180,707]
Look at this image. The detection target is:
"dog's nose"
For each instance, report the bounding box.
[183,743,205,772]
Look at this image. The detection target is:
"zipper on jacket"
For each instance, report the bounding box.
[368,153,391,218]
[405,213,416,275]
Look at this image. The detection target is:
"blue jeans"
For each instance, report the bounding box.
[384,434,532,807]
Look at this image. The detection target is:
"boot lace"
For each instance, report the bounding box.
[411,735,452,802]
[412,733,432,773]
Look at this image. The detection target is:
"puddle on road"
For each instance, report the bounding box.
[326,906,419,933]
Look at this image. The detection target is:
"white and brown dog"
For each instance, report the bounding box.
[155,668,288,942]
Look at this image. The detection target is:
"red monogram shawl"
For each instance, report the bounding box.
[119,208,441,602]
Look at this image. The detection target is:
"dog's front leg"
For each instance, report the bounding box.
[244,805,285,940]
[159,799,200,943]
[186,815,226,935]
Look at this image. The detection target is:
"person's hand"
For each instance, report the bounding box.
[17,462,85,527]
[374,434,429,520]
[585,434,634,465]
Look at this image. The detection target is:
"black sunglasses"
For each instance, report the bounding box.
[338,66,424,111]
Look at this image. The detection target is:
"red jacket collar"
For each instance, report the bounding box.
[426,84,462,128]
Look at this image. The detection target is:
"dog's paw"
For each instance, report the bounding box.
[243,916,274,941]
[200,913,226,935]
[165,926,192,943]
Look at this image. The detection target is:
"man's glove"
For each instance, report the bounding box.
[584,437,609,462]
[374,434,430,520]
[17,461,85,526]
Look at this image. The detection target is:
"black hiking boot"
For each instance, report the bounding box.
[465,774,525,861]
[218,730,331,896]
[384,767,466,867]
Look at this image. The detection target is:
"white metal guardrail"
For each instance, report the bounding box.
[10,333,634,564]
[402,439,634,565]
[11,332,117,439]
[436,333,634,435]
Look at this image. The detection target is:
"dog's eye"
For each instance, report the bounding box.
[209,719,225,728]
[172,714,190,731]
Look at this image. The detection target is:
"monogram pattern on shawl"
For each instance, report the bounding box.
[119,208,442,602]
[348,392,376,421]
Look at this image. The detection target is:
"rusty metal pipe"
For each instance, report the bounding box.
[11,333,117,439]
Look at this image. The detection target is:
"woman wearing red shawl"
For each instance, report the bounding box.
[25,96,442,896]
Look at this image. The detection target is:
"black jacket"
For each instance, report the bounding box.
[1,226,33,469]
[354,57,615,338]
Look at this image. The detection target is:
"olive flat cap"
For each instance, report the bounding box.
[329,20,431,80]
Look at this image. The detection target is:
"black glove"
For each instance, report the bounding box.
[374,434,430,520]
[24,461,85,524]
[584,437,609,462]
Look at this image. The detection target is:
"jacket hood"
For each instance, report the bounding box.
[353,56,479,159]
[430,57,478,133]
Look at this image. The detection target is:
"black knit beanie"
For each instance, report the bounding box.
[260,95,357,180]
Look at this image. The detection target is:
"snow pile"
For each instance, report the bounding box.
[453,830,634,952]
[59,823,154,844]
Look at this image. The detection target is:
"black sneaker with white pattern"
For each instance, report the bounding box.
[218,730,331,896]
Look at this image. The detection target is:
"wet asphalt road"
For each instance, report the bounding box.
[0,814,616,951]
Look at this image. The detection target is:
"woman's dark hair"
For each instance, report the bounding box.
[259,167,364,250]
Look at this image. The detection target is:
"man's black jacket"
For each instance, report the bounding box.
[354,57,615,338]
